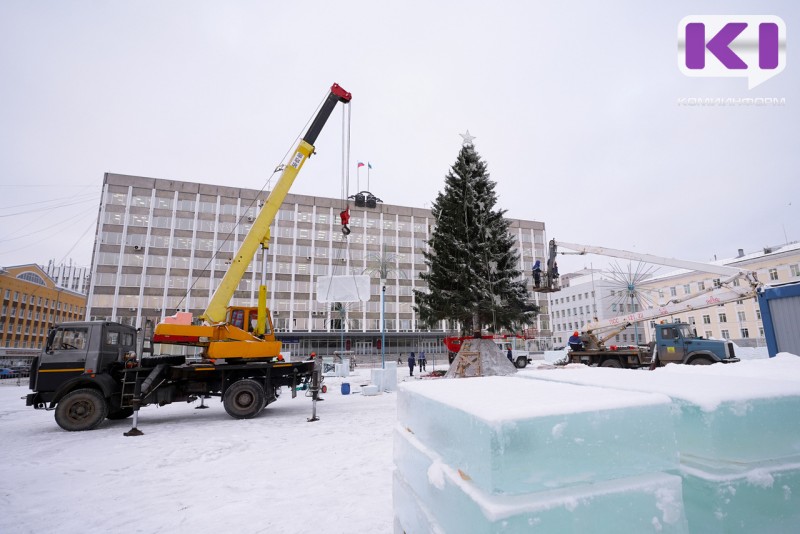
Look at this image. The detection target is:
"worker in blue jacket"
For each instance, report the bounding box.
[408,352,416,377]
[568,331,584,351]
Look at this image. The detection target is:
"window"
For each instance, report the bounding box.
[702,315,711,324]
[721,330,730,339]
[719,313,727,323]
[670,287,677,297]
[759,327,765,337]
[17,272,46,285]
[791,264,800,277]
[698,281,705,291]
[688,316,696,325]
[683,284,691,294]
[611,303,617,312]
[705,331,713,338]
[769,268,779,281]
[756,309,762,320]
[740,328,750,338]
[49,327,89,351]
[737,311,746,322]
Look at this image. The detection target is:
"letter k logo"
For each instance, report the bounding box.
[686,22,748,69]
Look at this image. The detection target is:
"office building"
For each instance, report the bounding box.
[87,173,551,358]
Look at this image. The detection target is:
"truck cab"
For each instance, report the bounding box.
[29,321,137,408]
[654,322,739,365]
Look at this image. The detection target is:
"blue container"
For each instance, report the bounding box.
[341,382,351,395]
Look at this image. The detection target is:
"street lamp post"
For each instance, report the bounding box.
[380,279,386,369]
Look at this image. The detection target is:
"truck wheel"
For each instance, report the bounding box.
[689,357,713,365]
[55,388,109,431]
[223,379,266,419]
[107,408,134,420]
[515,357,528,369]
[600,358,622,368]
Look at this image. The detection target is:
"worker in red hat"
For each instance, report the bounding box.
[568,331,583,352]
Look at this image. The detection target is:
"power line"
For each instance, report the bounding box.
[0,208,93,243]
[1,190,99,210]
[0,196,98,218]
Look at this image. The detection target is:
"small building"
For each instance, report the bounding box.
[0,264,87,351]
[550,269,645,348]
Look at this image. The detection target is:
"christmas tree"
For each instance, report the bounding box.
[415,133,538,336]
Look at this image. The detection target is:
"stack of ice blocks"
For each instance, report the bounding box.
[394,376,689,533]
[518,356,800,533]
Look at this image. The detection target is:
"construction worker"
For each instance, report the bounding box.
[568,331,583,351]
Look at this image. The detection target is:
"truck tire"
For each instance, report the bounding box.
[107,408,134,420]
[141,355,186,367]
[55,388,109,431]
[515,357,528,369]
[689,357,713,365]
[600,358,622,368]
[223,379,266,419]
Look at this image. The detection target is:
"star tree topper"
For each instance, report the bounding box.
[460,130,476,146]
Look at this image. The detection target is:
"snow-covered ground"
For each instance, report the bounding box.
[0,369,413,534]
[0,345,775,533]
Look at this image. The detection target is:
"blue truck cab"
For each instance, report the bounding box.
[654,322,739,365]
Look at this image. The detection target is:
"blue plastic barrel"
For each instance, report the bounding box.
[341,382,351,395]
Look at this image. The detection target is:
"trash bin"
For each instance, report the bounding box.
[341,382,351,395]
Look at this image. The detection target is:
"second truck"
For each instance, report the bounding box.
[543,240,756,369]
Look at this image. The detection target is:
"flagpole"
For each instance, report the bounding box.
[367,162,370,191]
[357,166,360,192]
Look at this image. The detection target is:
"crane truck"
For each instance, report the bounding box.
[26,83,352,431]
[549,240,757,369]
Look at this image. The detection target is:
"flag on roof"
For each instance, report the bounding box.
[357,162,365,168]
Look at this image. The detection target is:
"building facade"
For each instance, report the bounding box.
[550,269,645,347]
[87,173,550,358]
[0,264,87,351]
[637,244,800,347]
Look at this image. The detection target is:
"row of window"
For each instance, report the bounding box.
[552,304,599,318]
[3,340,43,349]
[273,317,421,332]
[660,265,800,298]
[1,297,84,315]
[553,291,594,305]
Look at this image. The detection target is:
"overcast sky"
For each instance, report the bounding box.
[1,1,797,277]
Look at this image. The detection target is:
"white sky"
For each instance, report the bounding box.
[1,1,798,276]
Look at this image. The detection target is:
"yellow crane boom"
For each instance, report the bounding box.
[153,83,352,361]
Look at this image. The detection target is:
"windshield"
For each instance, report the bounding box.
[678,325,697,339]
